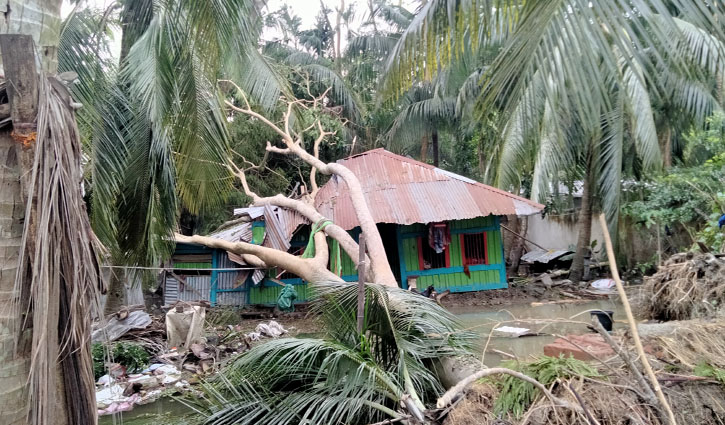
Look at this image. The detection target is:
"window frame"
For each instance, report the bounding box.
[460,231,489,266]
[416,236,451,270]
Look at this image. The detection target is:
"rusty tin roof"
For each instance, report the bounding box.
[314,149,544,230]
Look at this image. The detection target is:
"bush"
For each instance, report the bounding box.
[493,355,601,418]
[92,341,150,379]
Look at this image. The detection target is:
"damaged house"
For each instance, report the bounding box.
[167,149,543,305]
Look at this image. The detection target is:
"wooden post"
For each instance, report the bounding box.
[0,35,40,202]
[598,214,677,425]
[357,234,367,333]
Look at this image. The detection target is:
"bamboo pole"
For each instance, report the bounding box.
[597,214,677,425]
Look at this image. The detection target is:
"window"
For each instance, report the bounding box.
[418,237,448,270]
[461,232,488,265]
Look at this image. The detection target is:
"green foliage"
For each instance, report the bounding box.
[92,342,150,379]
[194,282,473,424]
[92,343,106,380]
[622,144,725,252]
[492,355,601,418]
[694,363,725,386]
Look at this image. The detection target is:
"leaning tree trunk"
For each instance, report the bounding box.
[569,170,594,282]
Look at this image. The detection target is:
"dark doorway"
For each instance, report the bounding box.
[377,223,401,286]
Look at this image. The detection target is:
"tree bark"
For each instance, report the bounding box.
[420,133,429,162]
[0,0,62,73]
[507,216,528,275]
[569,169,594,282]
[176,232,344,284]
[1,2,96,424]
[0,132,31,425]
[432,128,439,167]
[225,98,398,286]
[661,126,672,169]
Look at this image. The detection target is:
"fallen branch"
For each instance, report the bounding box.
[590,317,656,405]
[597,214,677,425]
[436,367,581,413]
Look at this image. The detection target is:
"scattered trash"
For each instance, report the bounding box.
[92,311,152,343]
[493,326,533,338]
[591,278,615,290]
[256,320,288,337]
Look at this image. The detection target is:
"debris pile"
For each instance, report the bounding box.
[640,252,725,320]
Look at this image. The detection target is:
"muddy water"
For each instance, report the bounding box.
[98,397,194,425]
[450,298,624,366]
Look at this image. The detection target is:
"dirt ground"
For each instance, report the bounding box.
[439,286,560,308]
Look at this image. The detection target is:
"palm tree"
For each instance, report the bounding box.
[382,1,725,281]
[0,1,103,424]
[0,0,275,422]
[196,282,471,424]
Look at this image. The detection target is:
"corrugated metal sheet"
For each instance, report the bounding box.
[165,275,211,304]
[208,222,253,243]
[521,249,573,264]
[314,149,545,230]
[233,206,265,218]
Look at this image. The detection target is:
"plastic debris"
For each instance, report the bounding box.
[591,279,616,290]
[92,311,152,343]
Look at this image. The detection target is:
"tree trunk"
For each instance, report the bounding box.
[0,132,31,425]
[335,0,344,65]
[569,170,594,282]
[1,2,97,424]
[420,133,429,162]
[507,216,528,275]
[661,126,672,169]
[103,268,126,315]
[432,128,439,167]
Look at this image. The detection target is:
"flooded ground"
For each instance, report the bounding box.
[99,296,623,423]
[450,297,624,366]
[99,396,195,425]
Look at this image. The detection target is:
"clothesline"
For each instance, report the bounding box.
[100,265,263,272]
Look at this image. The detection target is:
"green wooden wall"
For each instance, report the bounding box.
[397,215,507,292]
[248,216,507,305]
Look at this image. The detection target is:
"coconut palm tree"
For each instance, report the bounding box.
[381,0,725,281]
[196,282,472,424]
[0,0,275,422]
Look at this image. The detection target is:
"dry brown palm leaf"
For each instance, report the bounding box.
[12,75,105,425]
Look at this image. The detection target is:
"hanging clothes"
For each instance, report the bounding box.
[428,223,451,254]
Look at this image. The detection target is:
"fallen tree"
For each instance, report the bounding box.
[176,84,397,286]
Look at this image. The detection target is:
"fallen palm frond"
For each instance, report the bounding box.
[193,282,473,424]
[12,75,105,425]
[444,370,725,425]
[639,252,725,321]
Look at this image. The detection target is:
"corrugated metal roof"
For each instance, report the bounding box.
[208,221,253,243]
[314,149,544,230]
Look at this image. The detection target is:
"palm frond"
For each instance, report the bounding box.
[196,282,471,424]
[58,7,127,249]
[385,95,456,152]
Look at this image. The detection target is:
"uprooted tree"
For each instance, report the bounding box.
[176,83,398,286]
